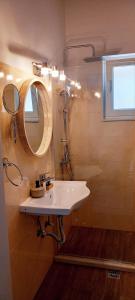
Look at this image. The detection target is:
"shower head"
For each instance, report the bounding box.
[84,49,121,63]
[84,56,102,63]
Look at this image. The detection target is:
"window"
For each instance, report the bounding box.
[102,53,135,120]
[25,86,39,122]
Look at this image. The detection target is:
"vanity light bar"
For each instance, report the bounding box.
[41,66,52,76]
[0,70,23,83]
[32,62,82,89]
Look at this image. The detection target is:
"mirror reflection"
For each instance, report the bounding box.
[3,84,20,114]
[24,83,45,153]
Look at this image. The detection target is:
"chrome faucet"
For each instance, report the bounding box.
[39,173,55,185]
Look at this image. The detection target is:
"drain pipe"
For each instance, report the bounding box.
[36,215,65,244]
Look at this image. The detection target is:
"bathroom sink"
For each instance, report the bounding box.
[19,180,90,216]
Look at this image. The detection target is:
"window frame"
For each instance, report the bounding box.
[102,53,135,121]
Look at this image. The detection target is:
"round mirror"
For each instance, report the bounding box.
[17,79,52,157]
[3,84,20,114]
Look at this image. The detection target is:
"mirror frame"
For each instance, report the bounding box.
[3,83,20,115]
[17,78,52,157]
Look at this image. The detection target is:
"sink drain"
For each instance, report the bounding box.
[107,270,120,279]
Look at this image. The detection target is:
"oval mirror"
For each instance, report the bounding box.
[3,84,20,114]
[17,79,52,157]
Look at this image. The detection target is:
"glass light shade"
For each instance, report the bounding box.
[51,67,59,78]
[0,71,4,78]
[6,74,13,81]
[59,70,66,81]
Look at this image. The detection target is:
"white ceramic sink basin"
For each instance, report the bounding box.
[19,180,90,216]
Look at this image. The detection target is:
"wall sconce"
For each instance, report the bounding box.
[32,62,82,91]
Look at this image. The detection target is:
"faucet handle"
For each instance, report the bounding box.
[39,173,55,183]
[39,172,49,182]
[47,176,55,181]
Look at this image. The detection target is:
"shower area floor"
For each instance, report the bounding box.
[34,263,135,300]
[58,226,135,262]
[34,227,135,300]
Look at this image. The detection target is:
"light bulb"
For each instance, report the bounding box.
[16,78,22,83]
[94,91,101,99]
[0,71,4,78]
[70,80,75,86]
[74,81,79,88]
[51,66,59,78]
[76,83,81,90]
[67,86,71,92]
[41,67,49,76]
[6,74,13,81]
[59,70,66,81]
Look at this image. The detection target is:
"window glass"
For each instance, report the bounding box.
[102,54,135,120]
[25,88,33,111]
[25,85,39,122]
[113,65,135,110]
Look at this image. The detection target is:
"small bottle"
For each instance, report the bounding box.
[35,180,40,188]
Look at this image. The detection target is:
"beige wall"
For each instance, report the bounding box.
[0,62,55,300]
[0,63,72,300]
[65,0,135,53]
[0,138,12,300]
[0,1,66,299]
[0,0,64,71]
[2,1,135,298]
[65,0,135,230]
[70,89,135,230]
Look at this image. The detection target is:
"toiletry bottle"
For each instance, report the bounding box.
[35,180,40,188]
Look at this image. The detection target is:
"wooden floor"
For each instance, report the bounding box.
[59,227,135,262]
[34,262,135,300]
[34,227,135,300]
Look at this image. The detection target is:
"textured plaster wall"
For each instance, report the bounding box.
[0,0,65,71]
[65,0,135,230]
[0,1,65,299]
